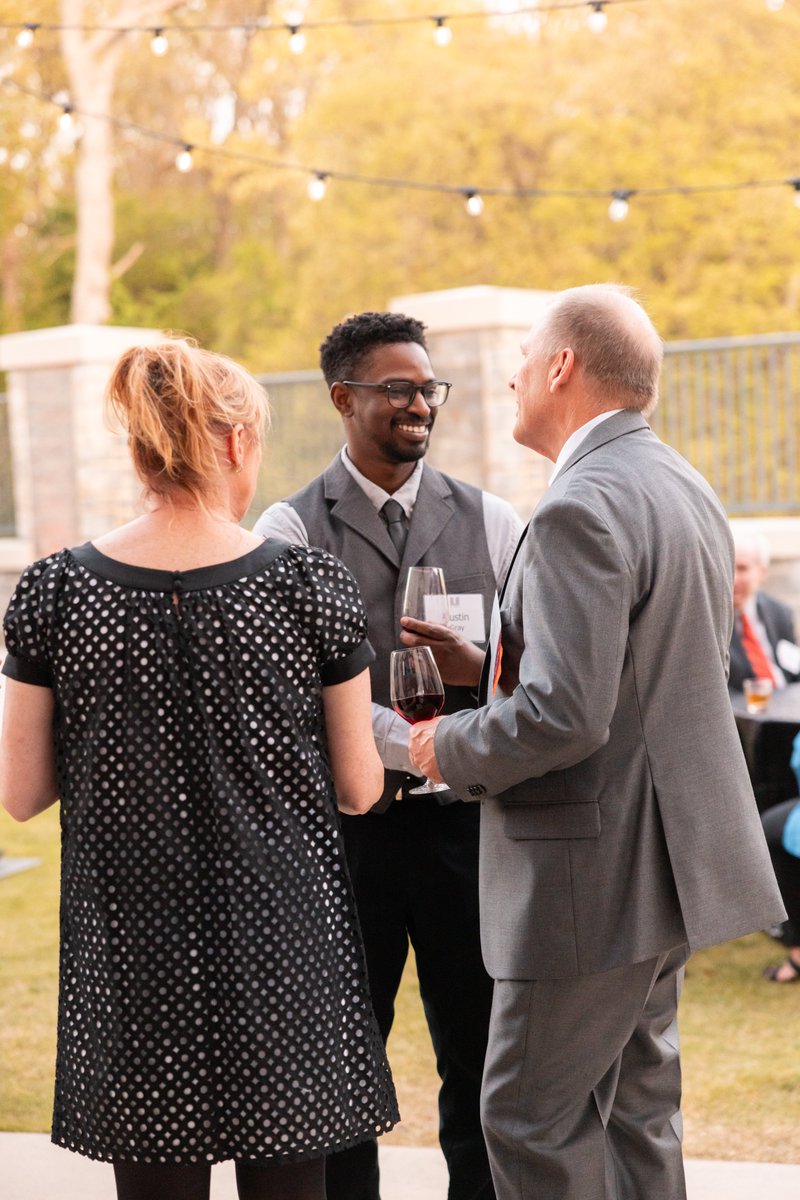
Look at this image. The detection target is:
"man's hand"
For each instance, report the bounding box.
[400,617,484,686]
[408,715,446,784]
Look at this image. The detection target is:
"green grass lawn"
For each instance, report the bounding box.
[2,806,799,1160]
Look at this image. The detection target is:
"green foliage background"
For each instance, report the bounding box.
[1,0,800,368]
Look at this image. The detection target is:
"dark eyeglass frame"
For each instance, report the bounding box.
[338,379,452,409]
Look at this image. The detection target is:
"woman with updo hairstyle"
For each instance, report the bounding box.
[1,338,398,1200]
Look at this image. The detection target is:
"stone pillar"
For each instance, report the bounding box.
[389,285,555,517]
[0,324,161,561]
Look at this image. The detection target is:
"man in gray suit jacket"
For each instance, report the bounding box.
[409,284,785,1199]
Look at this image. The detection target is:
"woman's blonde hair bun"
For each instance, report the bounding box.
[106,336,269,503]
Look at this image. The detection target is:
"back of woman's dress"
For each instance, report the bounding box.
[2,538,399,1165]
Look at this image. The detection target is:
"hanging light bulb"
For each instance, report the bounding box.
[464,190,484,217]
[58,106,74,132]
[151,28,169,56]
[608,190,631,221]
[433,18,453,47]
[308,173,327,201]
[790,179,800,209]
[288,25,307,54]
[176,144,194,172]
[587,2,608,33]
[765,0,785,11]
[16,23,38,48]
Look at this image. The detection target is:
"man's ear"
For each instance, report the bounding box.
[330,382,353,418]
[548,348,575,392]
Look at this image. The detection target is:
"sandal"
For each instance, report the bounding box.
[763,955,800,983]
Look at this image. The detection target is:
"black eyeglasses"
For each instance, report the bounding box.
[339,380,452,409]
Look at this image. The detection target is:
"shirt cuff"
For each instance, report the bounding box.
[320,638,376,686]
[371,702,422,775]
[1,652,52,687]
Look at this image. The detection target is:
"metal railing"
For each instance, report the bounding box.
[246,371,337,525]
[654,333,800,515]
[1,334,797,540]
[0,392,15,535]
[254,334,800,518]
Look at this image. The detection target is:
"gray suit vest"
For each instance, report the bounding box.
[286,457,497,810]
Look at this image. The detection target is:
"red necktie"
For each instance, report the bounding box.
[739,610,776,683]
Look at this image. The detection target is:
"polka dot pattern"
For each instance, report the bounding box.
[3,541,398,1165]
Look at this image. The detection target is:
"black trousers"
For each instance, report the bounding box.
[113,1156,325,1200]
[762,799,800,942]
[326,797,495,1200]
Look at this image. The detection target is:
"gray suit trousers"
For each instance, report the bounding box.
[481,945,690,1200]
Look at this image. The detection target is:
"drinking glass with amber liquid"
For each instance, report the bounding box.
[743,677,773,714]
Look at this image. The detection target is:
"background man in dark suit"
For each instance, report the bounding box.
[255,311,522,1200]
[410,284,785,1200]
[729,528,800,691]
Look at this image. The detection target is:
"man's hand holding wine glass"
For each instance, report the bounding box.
[407,714,446,785]
[395,566,478,791]
[399,616,484,687]
[400,566,483,688]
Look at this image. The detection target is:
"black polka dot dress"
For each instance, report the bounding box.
[2,540,399,1165]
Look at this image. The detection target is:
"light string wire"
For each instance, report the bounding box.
[3,75,799,210]
[0,0,642,38]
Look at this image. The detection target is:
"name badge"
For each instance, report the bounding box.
[447,593,486,643]
[777,639,800,676]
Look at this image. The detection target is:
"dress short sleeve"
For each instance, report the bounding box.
[300,548,376,686]
[2,554,61,687]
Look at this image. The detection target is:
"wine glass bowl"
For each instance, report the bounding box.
[402,566,449,625]
[390,647,449,795]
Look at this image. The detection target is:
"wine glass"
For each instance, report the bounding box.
[390,647,449,795]
[402,566,449,626]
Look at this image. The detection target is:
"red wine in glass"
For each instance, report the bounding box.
[393,691,445,725]
[390,647,449,795]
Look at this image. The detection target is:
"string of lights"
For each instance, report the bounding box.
[2,1,645,52]
[2,66,799,221]
[4,0,790,52]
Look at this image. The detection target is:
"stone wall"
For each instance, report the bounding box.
[0,324,160,631]
[389,286,554,515]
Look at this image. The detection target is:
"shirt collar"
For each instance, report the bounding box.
[549,409,624,486]
[340,447,423,518]
[741,596,759,621]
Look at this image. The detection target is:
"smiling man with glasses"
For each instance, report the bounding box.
[255,310,522,1200]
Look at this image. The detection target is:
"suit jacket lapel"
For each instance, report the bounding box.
[482,413,648,704]
[321,458,457,571]
[555,409,650,482]
[755,594,778,651]
[322,456,400,565]
[402,465,457,570]
[476,521,531,705]
[498,520,530,606]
